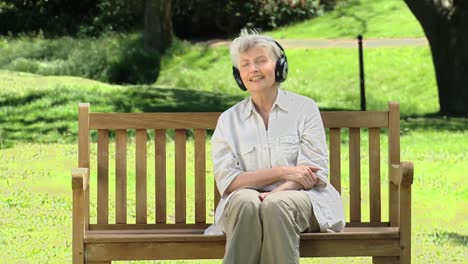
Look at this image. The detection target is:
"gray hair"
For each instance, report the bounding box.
[230,28,282,69]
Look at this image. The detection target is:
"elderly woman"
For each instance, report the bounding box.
[204,29,345,264]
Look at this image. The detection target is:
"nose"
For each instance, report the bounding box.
[249,63,260,73]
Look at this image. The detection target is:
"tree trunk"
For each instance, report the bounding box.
[144,0,173,53]
[404,0,468,116]
[426,22,468,116]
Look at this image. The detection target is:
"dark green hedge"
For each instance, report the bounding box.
[0,0,143,36]
[0,0,338,38]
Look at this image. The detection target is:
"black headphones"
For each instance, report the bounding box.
[232,40,288,91]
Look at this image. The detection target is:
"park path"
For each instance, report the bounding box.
[206,37,428,49]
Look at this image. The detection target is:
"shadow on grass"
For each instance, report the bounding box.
[0,86,244,148]
[117,85,243,112]
[107,40,161,85]
[401,116,468,133]
[1,85,466,148]
[428,231,467,247]
[336,7,369,36]
[329,0,380,37]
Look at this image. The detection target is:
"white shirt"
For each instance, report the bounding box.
[204,89,345,235]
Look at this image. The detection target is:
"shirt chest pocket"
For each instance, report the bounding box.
[236,145,258,172]
[278,135,300,165]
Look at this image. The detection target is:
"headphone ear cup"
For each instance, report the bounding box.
[232,66,247,91]
[282,60,288,81]
[275,56,288,82]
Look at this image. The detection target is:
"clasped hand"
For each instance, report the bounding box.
[258,165,320,201]
[283,165,319,190]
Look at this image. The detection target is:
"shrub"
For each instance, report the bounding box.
[107,43,160,84]
[0,33,160,84]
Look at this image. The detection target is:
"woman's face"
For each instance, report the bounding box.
[238,46,277,93]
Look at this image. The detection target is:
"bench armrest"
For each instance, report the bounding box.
[390,161,414,187]
[72,168,89,191]
[72,168,88,264]
[391,161,413,260]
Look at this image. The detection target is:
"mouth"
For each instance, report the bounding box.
[249,75,264,82]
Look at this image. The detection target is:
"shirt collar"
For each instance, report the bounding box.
[242,88,289,120]
[274,88,289,112]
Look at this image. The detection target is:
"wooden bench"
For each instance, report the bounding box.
[72,101,414,264]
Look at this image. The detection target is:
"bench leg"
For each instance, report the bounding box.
[373,256,399,264]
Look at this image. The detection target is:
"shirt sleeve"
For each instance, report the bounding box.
[296,100,329,188]
[211,114,244,197]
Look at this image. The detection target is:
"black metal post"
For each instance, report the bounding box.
[357,35,366,111]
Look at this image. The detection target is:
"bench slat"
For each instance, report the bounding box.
[194,129,206,224]
[97,129,109,225]
[115,130,127,224]
[300,238,400,257]
[155,129,167,224]
[89,113,220,129]
[90,223,211,230]
[322,112,388,128]
[214,180,220,209]
[79,104,90,168]
[369,128,381,222]
[84,227,399,242]
[79,104,90,230]
[175,129,186,223]
[329,128,341,194]
[84,238,400,260]
[136,129,147,224]
[349,128,361,223]
[88,221,390,231]
[88,112,388,130]
[388,103,400,227]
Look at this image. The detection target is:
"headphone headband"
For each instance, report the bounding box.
[273,40,286,58]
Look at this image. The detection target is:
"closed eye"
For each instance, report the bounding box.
[255,57,268,65]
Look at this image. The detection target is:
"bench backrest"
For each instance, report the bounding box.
[78,102,400,231]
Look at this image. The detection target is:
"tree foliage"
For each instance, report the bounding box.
[0,0,339,38]
[0,0,143,36]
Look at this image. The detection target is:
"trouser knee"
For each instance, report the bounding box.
[260,195,293,227]
[225,189,261,223]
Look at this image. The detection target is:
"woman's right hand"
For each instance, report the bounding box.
[282,165,319,189]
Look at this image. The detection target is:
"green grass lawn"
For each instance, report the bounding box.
[156,43,438,115]
[1,123,466,263]
[1,0,467,263]
[0,67,466,263]
[268,0,425,39]
[0,43,440,146]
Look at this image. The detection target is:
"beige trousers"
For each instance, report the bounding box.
[223,189,320,264]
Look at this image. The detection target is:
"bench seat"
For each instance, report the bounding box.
[84,227,400,243]
[83,227,401,261]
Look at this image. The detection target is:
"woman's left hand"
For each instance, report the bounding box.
[258,192,271,201]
